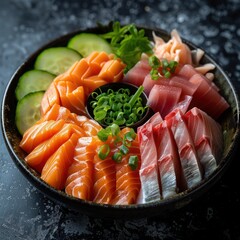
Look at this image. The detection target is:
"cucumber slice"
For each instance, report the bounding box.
[34,47,82,75]
[15,91,44,135]
[15,69,55,101]
[67,33,112,57]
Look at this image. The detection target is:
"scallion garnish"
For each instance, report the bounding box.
[112,152,123,163]
[128,155,139,170]
[97,124,138,170]
[91,86,147,127]
[149,55,178,80]
[98,144,110,160]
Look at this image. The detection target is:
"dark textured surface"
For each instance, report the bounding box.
[1,0,240,239]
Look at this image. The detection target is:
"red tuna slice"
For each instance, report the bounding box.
[185,107,223,178]
[189,73,229,119]
[142,74,169,96]
[178,64,198,80]
[166,110,203,189]
[123,59,151,87]
[178,64,219,91]
[137,122,161,203]
[153,121,186,198]
[147,84,182,118]
[169,76,198,97]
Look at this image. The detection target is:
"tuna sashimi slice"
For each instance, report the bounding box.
[154,121,186,198]
[189,73,229,119]
[185,107,223,177]
[166,110,203,188]
[123,58,151,87]
[147,84,182,118]
[137,123,161,203]
[169,76,198,97]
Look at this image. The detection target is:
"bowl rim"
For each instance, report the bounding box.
[1,24,240,218]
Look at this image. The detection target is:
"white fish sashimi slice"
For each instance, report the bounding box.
[139,164,161,203]
[178,143,203,188]
[185,107,223,177]
[166,110,203,189]
[154,121,183,199]
[195,138,217,178]
[137,122,161,203]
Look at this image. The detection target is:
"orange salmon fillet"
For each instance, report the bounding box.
[25,123,85,173]
[41,133,80,190]
[65,137,97,200]
[20,119,65,153]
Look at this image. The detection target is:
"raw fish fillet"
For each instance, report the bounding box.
[154,121,186,198]
[147,84,182,118]
[112,128,141,205]
[166,110,203,188]
[185,107,223,177]
[41,133,79,190]
[65,137,96,200]
[138,122,161,203]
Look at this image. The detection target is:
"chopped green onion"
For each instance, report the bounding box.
[112,152,122,163]
[97,129,109,142]
[119,145,129,155]
[128,155,138,170]
[98,144,110,160]
[149,56,178,80]
[129,86,144,107]
[91,86,147,127]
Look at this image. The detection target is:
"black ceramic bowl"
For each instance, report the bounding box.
[1,24,240,219]
[86,82,151,130]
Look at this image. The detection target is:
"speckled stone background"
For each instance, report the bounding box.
[1,0,240,239]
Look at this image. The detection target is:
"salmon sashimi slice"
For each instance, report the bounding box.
[185,107,223,177]
[56,80,86,116]
[41,82,61,115]
[166,110,203,189]
[153,120,186,198]
[69,59,90,85]
[111,128,141,205]
[65,137,96,200]
[41,133,79,190]
[137,122,161,203]
[39,103,89,128]
[86,51,111,74]
[25,123,85,173]
[20,119,65,153]
[80,75,108,96]
[92,154,116,204]
[82,119,102,136]
[98,59,126,82]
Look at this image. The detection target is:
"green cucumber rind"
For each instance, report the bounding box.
[15,69,55,101]
[15,91,45,135]
[67,33,113,57]
[34,47,82,75]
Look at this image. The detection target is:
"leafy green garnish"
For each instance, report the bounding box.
[101,21,153,72]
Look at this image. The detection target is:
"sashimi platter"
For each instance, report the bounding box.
[2,22,240,218]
